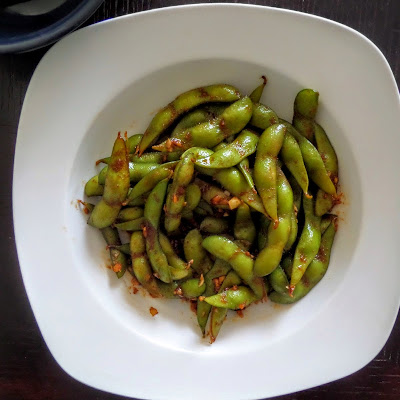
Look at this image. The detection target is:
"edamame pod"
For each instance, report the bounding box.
[130,152,165,164]
[254,167,293,276]
[254,123,286,222]
[197,259,232,335]
[250,103,279,130]
[127,134,143,153]
[284,176,302,251]
[281,121,336,195]
[200,217,229,234]
[205,286,256,310]
[172,108,214,137]
[203,167,266,214]
[144,179,172,283]
[195,129,259,169]
[270,222,336,303]
[130,231,161,297]
[194,178,234,210]
[138,84,241,154]
[293,89,319,142]
[164,156,194,233]
[280,132,309,194]
[314,123,339,216]
[84,175,103,197]
[268,265,290,295]
[184,229,211,275]
[257,214,271,250]
[237,158,255,192]
[126,161,178,204]
[89,135,130,228]
[249,76,267,103]
[159,232,191,273]
[99,162,161,185]
[209,270,241,343]
[185,183,201,211]
[114,217,145,231]
[101,226,127,278]
[117,207,143,222]
[203,236,265,300]
[234,204,256,244]
[180,278,206,299]
[153,97,253,152]
[321,214,337,234]
[290,194,322,292]
[109,243,131,255]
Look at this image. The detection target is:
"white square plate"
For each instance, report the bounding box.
[13,4,400,399]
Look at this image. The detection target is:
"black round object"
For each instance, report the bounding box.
[0,0,104,53]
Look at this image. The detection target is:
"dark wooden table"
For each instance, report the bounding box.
[1,1,399,399]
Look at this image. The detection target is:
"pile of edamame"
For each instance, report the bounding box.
[82,78,339,342]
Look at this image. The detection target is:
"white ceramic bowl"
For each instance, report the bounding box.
[13,4,400,400]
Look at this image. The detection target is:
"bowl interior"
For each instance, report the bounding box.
[66,57,360,353]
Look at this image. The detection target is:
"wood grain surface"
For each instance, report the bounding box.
[0,1,399,399]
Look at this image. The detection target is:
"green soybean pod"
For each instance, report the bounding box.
[117,207,143,222]
[97,134,143,164]
[130,152,165,164]
[109,243,131,255]
[282,254,293,278]
[254,167,293,277]
[144,179,172,283]
[254,123,286,222]
[114,217,145,231]
[268,265,290,295]
[164,156,195,233]
[234,204,256,244]
[249,76,267,103]
[258,214,271,251]
[202,236,254,284]
[195,129,259,169]
[185,183,202,211]
[179,278,206,299]
[321,214,337,234]
[193,200,214,216]
[98,162,161,185]
[293,89,319,142]
[200,217,229,234]
[205,286,257,310]
[211,167,266,215]
[172,108,214,137]
[270,221,336,304]
[126,161,178,204]
[250,103,279,130]
[138,84,241,154]
[197,259,232,335]
[284,175,302,252]
[101,226,127,279]
[184,229,211,275]
[281,121,336,196]
[194,178,233,210]
[130,231,161,297]
[88,136,130,229]
[314,123,339,216]
[280,132,309,194]
[159,232,190,271]
[290,194,322,292]
[84,175,104,197]
[237,158,256,192]
[153,97,253,152]
[127,134,143,153]
[209,270,242,343]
